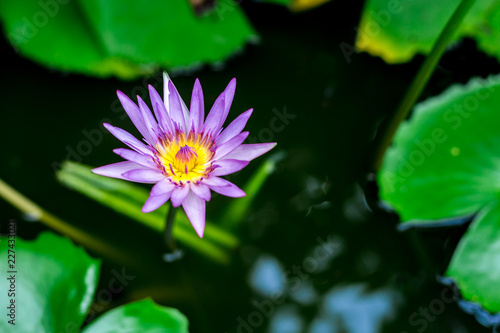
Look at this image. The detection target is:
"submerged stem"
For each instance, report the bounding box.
[163,203,183,262]
[372,0,477,170]
[165,204,178,252]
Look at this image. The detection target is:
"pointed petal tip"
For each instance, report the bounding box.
[91,161,142,179]
[240,108,253,118]
[163,72,171,90]
[90,166,113,177]
[182,192,206,238]
[225,78,237,94]
[112,148,128,158]
[90,166,104,175]
[141,204,159,214]
[212,159,249,176]
[192,79,203,94]
[223,190,246,198]
[195,227,205,238]
[239,131,250,142]
[116,90,131,102]
[207,179,246,198]
[224,78,236,95]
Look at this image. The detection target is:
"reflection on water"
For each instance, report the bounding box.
[314,284,402,333]
[309,317,337,333]
[291,176,331,215]
[343,185,372,224]
[249,252,402,333]
[290,280,318,305]
[249,255,286,298]
[248,250,401,332]
[268,305,304,333]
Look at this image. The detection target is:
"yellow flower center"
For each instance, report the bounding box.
[154,133,214,185]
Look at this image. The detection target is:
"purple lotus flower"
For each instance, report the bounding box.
[92,73,276,237]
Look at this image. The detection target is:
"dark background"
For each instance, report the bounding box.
[1,0,497,332]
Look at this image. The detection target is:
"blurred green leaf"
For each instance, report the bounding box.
[378,75,500,224]
[0,0,257,79]
[0,232,190,332]
[446,198,500,313]
[57,161,239,264]
[356,0,500,63]
[82,298,188,333]
[221,152,284,230]
[0,232,100,333]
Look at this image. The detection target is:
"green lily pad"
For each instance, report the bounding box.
[0,232,190,332]
[446,198,500,313]
[378,75,500,313]
[0,0,256,79]
[0,232,100,333]
[356,0,500,63]
[378,75,500,224]
[82,298,188,333]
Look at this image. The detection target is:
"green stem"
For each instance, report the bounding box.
[221,154,282,230]
[373,0,477,170]
[57,161,238,264]
[163,204,184,262]
[165,204,178,252]
[0,178,133,265]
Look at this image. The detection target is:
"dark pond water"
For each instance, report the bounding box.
[1,1,498,332]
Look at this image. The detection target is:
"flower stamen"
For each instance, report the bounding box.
[154,135,215,184]
[175,145,198,164]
